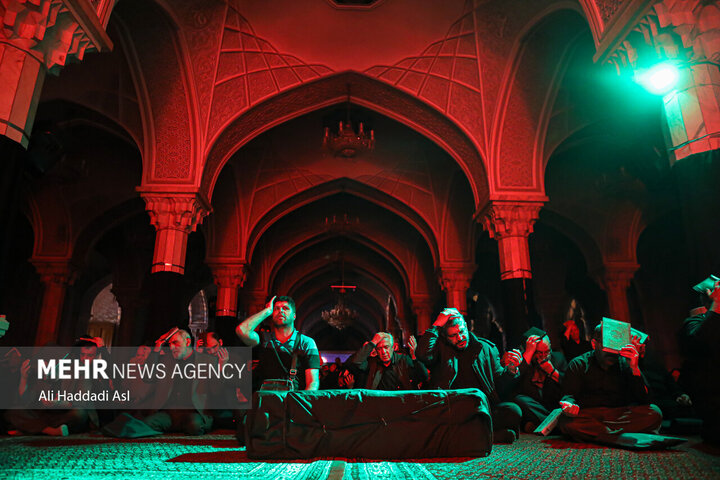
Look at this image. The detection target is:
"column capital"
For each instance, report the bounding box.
[410,294,434,311]
[599,262,639,322]
[141,193,211,274]
[242,290,269,317]
[30,258,77,285]
[208,262,248,287]
[0,0,113,68]
[437,264,475,292]
[607,0,720,71]
[600,262,640,290]
[411,294,434,333]
[438,264,474,315]
[478,200,544,239]
[142,193,211,234]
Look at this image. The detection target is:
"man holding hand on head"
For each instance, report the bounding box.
[348,332,427,390]
[416,307,522,443]
[558,324,678,448]
[679,277,720,445]
[511,327,567,433]
[236,296,320,391]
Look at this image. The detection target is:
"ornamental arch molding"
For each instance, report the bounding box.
[202,72,489,209]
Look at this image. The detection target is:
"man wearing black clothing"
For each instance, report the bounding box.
[348,332,427,390]
[678,278,720,445]
[142,329,221,435]
[416,308,522,443]
[511,327,567,432]
[558,324,664,447]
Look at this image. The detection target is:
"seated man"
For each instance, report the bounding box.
[416,308,522,443]
[196,331,236,427]
[678,277,720,444]
[236,295,320,391]
[348,332,427,390]
[559,324,666,447]
[511,327,567,432]
[4,337,107,436]
[142,329,222,435]
[633,336,693,423]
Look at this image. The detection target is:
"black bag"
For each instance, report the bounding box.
[260,379,295,391]
[244,388,493,459]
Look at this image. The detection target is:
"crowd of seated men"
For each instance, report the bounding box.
[1,279,718,449]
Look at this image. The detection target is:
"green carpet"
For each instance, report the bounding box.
[0,433,718,479]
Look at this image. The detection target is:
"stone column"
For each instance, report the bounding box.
[242,290,269,319]
[480,200,544,347]
[438,265,475,316]
[0,0,113,147]
[0,2,111,311]
[607,0,720,162]
[209,263,248,318]
[142,194,210,274]
[605,2,720,281]
[602,262,639,323]
[411,294,434,334]
[32,259,75,346]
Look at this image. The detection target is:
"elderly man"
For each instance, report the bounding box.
[236,296,320,391]
[558,323,677,448]
[416,308,522,443]
[348,332,427,390]
[142,329,222,435]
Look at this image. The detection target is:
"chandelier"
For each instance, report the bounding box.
[321,295,359,330]
[322,85,375,158]
[321,256,359,330]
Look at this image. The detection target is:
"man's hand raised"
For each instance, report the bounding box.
[407,335,417,359]
[505,349,522,374]
[266,295,277,313]
[523,335,541,364]
[619,344,641,376]
[433,308,462,328]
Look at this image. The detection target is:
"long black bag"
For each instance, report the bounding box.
[244,388,493,459]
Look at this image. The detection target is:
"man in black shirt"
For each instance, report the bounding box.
[511,327,567,432]
[142,329,220,435]
[678,277,720,445]
[348,332,427,390]
[416,308,522,443]
[558,324,664,447]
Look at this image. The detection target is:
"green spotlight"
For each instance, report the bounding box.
[635,62,680,95]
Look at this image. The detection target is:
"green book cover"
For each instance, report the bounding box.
[601,317,630,353]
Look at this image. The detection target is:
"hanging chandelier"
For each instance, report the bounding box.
[320,256,359,330]
[321,295,359,330]
[322,84,375,158]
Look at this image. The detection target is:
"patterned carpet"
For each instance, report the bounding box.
[0,432,718,479]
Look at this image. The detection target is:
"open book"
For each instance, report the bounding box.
[534,408,562,436]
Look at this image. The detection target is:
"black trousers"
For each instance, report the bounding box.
[559,404,662,444]
[514,394,551,427]
[491,401,522,435]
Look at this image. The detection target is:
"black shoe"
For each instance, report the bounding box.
[493,428,517,444]
[523,422,538,433]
